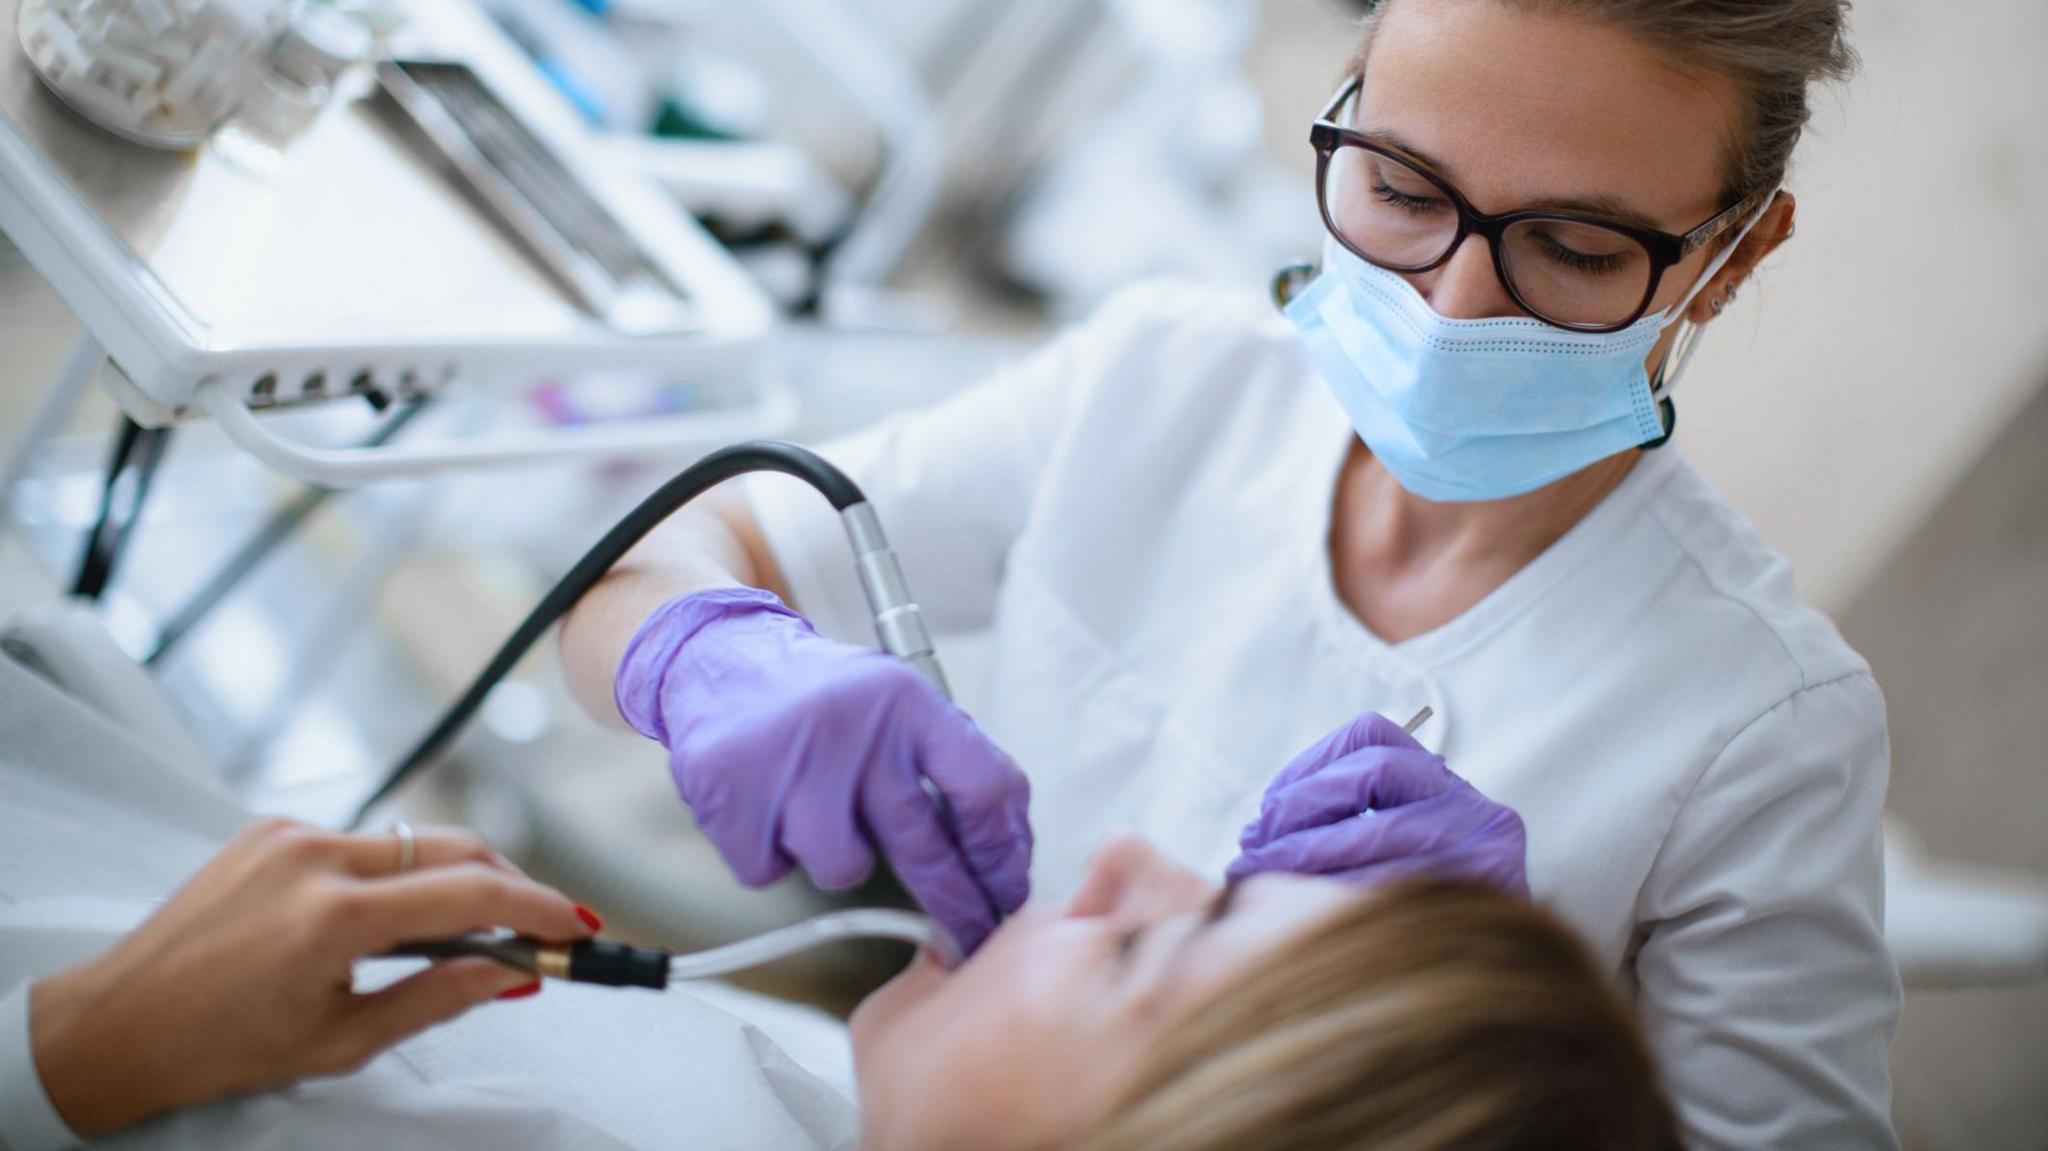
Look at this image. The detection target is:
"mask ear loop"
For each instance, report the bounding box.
[1644,192,1781,446]
[1655,321,1713,402]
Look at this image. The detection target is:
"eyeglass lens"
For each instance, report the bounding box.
[1322,144,1656,329]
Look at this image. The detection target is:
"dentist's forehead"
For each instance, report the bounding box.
[1358,0,1738,228]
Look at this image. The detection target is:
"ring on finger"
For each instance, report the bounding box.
[392,821,416,872]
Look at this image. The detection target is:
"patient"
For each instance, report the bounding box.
[0,621,1676,1150]
[857,837,1682,1150]
[13,825,1676,1151]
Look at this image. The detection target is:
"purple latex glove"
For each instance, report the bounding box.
[1226,713,1528,895]
[615,587,1032,953]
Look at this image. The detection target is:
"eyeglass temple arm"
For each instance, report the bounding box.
[1680,190,1776,255]
[1317,75,1363,124]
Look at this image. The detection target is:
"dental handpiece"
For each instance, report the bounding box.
[840,502,1007,929]
[381,908,961,990]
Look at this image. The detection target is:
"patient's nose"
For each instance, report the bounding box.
[1065,836,1212,922]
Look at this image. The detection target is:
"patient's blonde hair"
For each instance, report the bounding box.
[1083,880,1681,1151]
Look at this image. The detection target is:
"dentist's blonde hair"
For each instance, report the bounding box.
[1083,879,1681,1151]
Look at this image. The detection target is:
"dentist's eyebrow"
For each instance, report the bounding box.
[1355,124,1668,233]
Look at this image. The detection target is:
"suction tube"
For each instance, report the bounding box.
[382,908,961,988]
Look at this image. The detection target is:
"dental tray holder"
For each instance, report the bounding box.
[0,0,790,486]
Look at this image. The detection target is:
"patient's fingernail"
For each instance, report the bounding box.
[495,980,542,1001]
[574,904,604,932]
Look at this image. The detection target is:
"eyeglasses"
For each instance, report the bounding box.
[1311,76,1757,333]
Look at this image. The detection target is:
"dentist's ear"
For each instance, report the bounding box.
[1687,192,1798,325]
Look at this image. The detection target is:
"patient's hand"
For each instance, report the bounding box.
[29,819,596,1138]
[1227,713,1528,894]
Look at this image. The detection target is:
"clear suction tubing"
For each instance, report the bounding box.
[667,909,961,983]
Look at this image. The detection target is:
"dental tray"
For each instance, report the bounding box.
[376,58,693,333]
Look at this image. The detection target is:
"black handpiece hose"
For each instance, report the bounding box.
[347,442,865,827]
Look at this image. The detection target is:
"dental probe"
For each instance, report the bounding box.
[382,908,962,990]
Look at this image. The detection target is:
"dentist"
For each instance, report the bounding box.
[562,1,1897,1146]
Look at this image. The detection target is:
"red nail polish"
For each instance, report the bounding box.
[575,903,604,932]
[495,980,542,1001]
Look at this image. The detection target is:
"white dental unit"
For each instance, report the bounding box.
[0,0,786,486]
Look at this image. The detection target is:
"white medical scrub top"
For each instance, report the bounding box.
[747,281,1901,1150]
[0,637,859,1151]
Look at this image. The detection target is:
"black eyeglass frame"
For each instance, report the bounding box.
[1311,76,1759,334]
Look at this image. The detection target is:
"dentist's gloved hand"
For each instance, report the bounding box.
[1227,713,1528,895]
[615,587,1032,953]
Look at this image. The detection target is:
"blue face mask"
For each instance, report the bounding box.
[1284,211,1765,503]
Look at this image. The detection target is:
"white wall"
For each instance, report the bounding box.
[1680,0,2048,611]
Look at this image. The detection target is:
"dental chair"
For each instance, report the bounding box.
[1883,817,2048,988]
[1,598,218,787]
[5,599,2047,992]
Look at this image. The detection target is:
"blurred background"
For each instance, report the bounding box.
[0,0,2042,1145]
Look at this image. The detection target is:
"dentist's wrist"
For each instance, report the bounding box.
[613,586,806,741]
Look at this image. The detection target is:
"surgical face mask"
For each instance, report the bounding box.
[1284,203,1771,503]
